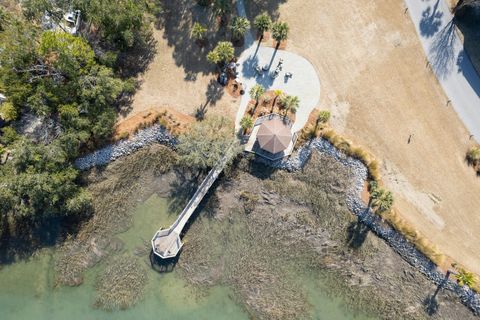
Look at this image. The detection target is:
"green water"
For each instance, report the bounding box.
[0,194,374,320]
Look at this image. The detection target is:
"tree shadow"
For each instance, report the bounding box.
[205,78,225,106]
[454,0,480,71]
[420,0,443,38]
[168,168,203,216]
[116,30,158,78]
[456,49,480,97]
[346,219,369,249]
[244,0,289,21]
[0,214,85,265]
[429,19,457,79]
[423,293,440,315]
[159,0,221,77]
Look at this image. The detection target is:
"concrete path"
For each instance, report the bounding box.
[234,0,321,133]
[404,0,480,142]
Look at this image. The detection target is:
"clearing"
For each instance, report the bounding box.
[245,0,480,274]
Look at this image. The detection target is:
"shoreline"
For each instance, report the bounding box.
[75,125,480,315]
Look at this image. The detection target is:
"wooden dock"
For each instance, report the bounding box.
[151,163,225,259]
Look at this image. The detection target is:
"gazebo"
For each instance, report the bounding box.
[256,117,292,154]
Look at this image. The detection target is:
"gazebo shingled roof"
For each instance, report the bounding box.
[256,118,292,154]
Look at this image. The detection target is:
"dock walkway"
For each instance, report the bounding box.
[151,159,226,259]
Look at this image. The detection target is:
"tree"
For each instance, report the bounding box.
[230,16,250,42]
[0,101,18,121]
[272,22,289,48]
[207,41,234,64]
[466,146,480,166]
[213,0,231,25]
[280,95,300,115]
[369,181,394,213]
[249,84,265,110]
[253,12,272,39]
[0,126,18,145]
[75,0,148,49]
[240,115,254,134]
[191,22,207,42]
[176,116,240,170]
[455,268,476,287]
[271,89,283,111]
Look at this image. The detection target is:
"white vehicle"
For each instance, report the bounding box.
[42,9,81,35]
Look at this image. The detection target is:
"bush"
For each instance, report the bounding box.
[466,145,480,166]
[456,268,476,287]
[0,126,18,145]
[316,110,331,124]
[0,101,18,121]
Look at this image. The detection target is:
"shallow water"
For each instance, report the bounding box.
[0,194,375,320]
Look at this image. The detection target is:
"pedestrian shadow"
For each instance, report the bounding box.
[346,219,369,249]
[420,0,443,38]
[429,19,457,79]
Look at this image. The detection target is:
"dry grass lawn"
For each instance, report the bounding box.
[246,0,480,275]
[121,0,241,122]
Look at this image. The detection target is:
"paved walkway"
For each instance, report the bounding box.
[234,0,321,133]
[405,0,480,142]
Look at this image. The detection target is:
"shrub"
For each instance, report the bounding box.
[316,110,331,124]
[0,126,18,145]
[118,131,129,140]
[466,146,480,166]
[191,22,207,40]
[0,101,18,121]
[456,268,476,287]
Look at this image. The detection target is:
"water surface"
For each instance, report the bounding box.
[0,194,374,320]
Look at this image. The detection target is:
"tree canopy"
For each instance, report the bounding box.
[207,41,235,64]
[0,3,153,241]
[176,116,240,170]
[253,12,272,34]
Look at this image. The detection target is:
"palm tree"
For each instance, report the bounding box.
[369,184,394,213]
[466,146,480,166]
[191,22,207,45]
[230,16,250,42]
[207,41,234,64]
[271,89,283,112]
[456,268,476,287]
[253,12,272,40]
[280,95,300,116]
[249,84,265,112]
[240,115,254,134]
[213,0,231,25]
[272,22,289,49]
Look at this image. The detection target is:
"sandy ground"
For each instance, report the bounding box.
[244,0,480,275]
[123,0,241,121]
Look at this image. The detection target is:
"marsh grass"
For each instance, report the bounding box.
[94,254,148,311]
[54,145,177,287]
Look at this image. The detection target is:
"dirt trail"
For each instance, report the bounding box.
[252,0,480,274]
